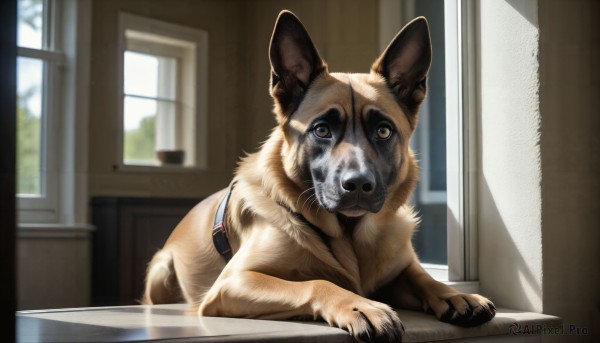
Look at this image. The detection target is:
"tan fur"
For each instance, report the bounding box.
[143,11,495,342]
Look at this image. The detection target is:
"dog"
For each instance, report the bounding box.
[143,10,496,342]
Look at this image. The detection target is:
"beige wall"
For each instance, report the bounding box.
[539,0,600,339]
[88,0,379,198]
[17,229,91,310]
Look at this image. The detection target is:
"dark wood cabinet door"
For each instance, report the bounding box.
[91,197,201,305]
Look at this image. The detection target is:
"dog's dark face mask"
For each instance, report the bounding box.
[269,11,431,217]
[303,101,400,217]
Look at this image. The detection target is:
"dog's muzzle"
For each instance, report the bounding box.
[315,167,385,217]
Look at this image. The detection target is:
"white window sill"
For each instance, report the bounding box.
[17,223,95,238]
[422,263,482,294]
[17,303,561,343]
[115,163,204,174]
[423,262,450,281]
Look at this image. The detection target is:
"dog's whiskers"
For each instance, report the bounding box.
[297,187,314,204]
[308,193,322,215]
[298,187,316,212]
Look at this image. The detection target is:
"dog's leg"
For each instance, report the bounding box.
[385,262,496,327]
[199,271,405,342]
[142,249,183,304]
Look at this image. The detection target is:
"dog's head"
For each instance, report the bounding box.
[269,11,431,217]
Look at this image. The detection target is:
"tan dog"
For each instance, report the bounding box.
[143,10,495,342]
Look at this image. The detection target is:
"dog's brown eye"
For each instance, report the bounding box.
[376,125,392,140]
[314,124,331,138]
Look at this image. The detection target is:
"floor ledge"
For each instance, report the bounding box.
[17,303,561,342]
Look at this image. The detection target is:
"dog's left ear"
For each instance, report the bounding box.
[269,10,328,119]
[372,17,432,124]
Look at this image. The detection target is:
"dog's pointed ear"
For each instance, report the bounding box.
[269,10,328,118]
[372,17,432,124]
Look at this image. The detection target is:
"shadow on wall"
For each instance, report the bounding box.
[505,0,538,26]
[477,178,542,313]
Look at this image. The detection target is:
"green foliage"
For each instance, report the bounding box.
[124,115,156,163]
[16,92,41,195]
[19,0,43,30]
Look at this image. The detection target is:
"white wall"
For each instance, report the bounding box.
[477,2,600,339]
[476,0,543,313]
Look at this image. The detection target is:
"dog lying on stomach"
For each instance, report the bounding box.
[143,10,495,342]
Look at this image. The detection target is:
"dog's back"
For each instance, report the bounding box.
[143,189,230,305]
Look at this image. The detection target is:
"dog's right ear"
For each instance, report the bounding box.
[269,10,328,119]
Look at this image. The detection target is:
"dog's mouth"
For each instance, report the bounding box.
[315,186,385,217]
[338,206,368,218]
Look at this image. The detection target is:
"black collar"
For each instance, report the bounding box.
[212,186,233,262]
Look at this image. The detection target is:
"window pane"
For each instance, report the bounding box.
[157,56,177,100]
[155,101,177,151]
[410,0,448,266]
[17,57,44,195]
[123,96,158,165]
[123,49,180,166]
[17,0,44,49]
[124,51,178,100]
[124,51,159,98]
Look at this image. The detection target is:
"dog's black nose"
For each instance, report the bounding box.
[341,171,375,194]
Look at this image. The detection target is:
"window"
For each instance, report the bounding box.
[380,0,478,286]
[386,0,449,280]
[17,0,91,226]
[118,13,208,170]
[124,50,178,165]
[16,0,62,222]
[407,0,449,276]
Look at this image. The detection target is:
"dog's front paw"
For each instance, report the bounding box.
[433,293,496,327]
[324,298,404,343]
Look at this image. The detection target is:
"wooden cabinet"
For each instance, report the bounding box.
[90,197,201,306]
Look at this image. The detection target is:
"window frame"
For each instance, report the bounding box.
[17,0,92,227]
[122,47,182,166]
[445,0,479,283]
[17,0,63,223]
[116,12,209,172]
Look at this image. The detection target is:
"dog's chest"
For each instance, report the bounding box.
[321,233,401,296]
[325,235,363,292]
[325,222,414,296]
